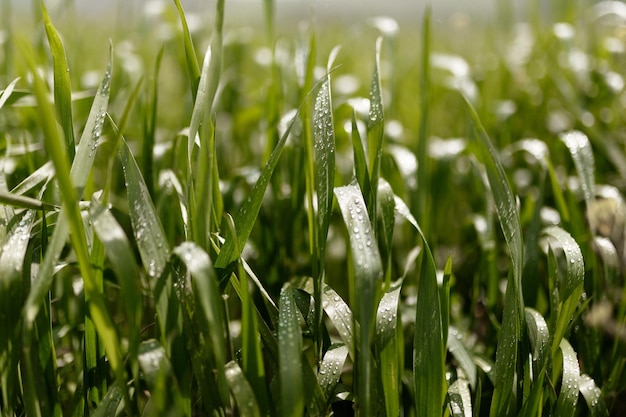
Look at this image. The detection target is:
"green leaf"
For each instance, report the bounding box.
[578,374,608,417]
[462,93,524,417]
[316,344,349,406]
[92,384,124,417]
[172,242,229,407]
[42,3,75,161]
[335,182,382,415]
[448,327,477,389]
[0,77,20,111]
[215,110,299,280]
[525,308,550,373]
[448,371,472,417]
[225,361,262,417]
[555,339,580,415]
[376,280,402,417]
[542,226,584,354]
[0,209,35,411]
[560,130,595,207]
[137,339,186,414]
[278,286,304,417]
[89,200,142,358]
[367,37,385,223]
[173,0,200,95]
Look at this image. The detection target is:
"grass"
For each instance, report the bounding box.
[1,0,626,415]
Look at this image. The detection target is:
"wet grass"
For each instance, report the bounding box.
[1,0,626,416]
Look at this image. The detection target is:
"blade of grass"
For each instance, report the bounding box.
[560,130,595,209]
[215,109,300,281]
[316,344,349,408]
[173,0,200,96]
[578,374,608,416]
[366,37,385,227]
[0,210,35,413]
[448,327,477,389]
[416,7,431,234]
[22,38,129,412]
[225,361,262,417]
[555,339,580,415]
[278,286,304,417]
[137,339,186,414]
[42,3,75,161]
[0,77,20,110]
[376,279,402,417]
[462,93,524,417]
[335,182,383,416]
[142,47,163,197]
[448,371,472,417]
[542,226,584,356]
[172,242,229,407]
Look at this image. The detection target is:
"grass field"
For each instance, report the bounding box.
[1,0,626,416]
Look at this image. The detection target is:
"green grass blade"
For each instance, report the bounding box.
[42,3,75,161]
[0,210,35,412]
[313,49,337,270]
[215,110,299,279]
[137,339,186,414]
[448,327,477,389]
[378,179,396,285]
[555,339,580,415]
[118,137,169,280]
[412,216,446,417]
[88,199,142,359]
[223,215,270,415]
[0,77,20,110]
[23,39,129,410]
[578,374,608,417]
[376,280,402,417]
[542,226,584,355]
[525,308,550,373]
[0,191,57,211]
[367,37,384,224]
[278,286,304,417]
[351,109,371,199]
[172,242,229,407]
[448,372,472,417]
[335,182,382,416]
[316,344,349,406]
[225,361,262,417]
[173,0,200,95]
[462,94,524,417]
[560,130,595,208]
[92,384,124,417]
[142,47,163,197]
[416,8,431,232]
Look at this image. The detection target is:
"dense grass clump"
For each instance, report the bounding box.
[1,0,626,415]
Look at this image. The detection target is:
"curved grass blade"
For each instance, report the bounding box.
[172,242,229,407]
[225,361,262,417]
[376,280,402,417]
[416,8,431,231]
[138,339,186,414]
[215,110,299,280]
[299,278,354,358]
[542,226,584,355]
[525,308,550,373]
[335,182,382,416]
[578,374,608,416]
[448,327,477,389]
[560,130,595,208]
[42,3,75,161]
[0,77,20,110]
[278,286,304,417]
[316,344,349,406]
[462,94,524,417]
[378,179,396,285]
[448,371,472,417]
[555,339,580,415]
[92,384,124,417]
